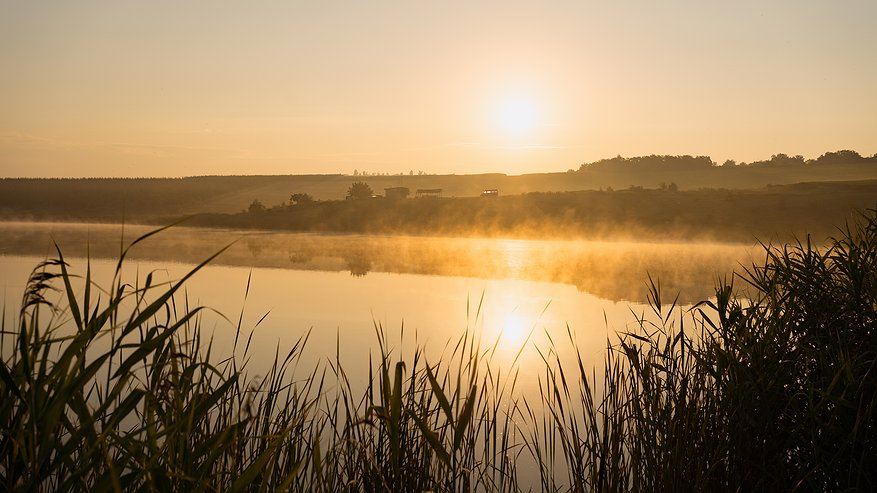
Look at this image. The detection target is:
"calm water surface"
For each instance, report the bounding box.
[1,221,757,384]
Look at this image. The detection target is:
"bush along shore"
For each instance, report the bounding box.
[1,211,876,492]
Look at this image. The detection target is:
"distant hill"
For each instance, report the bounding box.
[1,150,875,222]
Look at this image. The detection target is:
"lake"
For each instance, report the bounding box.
[0,221,756,387]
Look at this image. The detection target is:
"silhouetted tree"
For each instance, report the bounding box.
[748,153,807,167]
[770,153,806,166]
[248,199,266,213]
[289,193,314,206]
[815,150,864,164]
[346,182,374,200]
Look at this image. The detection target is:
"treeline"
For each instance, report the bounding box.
[578,149,877,171]
[579,154,716,171]
[185,180,877,242]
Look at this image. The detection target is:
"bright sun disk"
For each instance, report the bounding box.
[496,97,538,136]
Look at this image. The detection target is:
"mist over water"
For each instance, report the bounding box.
[0,221,757,303]
[0,222,756,386]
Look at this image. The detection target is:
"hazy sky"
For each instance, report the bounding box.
[2,1,875,178]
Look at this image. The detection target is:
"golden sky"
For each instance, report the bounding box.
[1,1,875,177]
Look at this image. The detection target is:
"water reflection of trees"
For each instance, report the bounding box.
[245,237,263,257]
[215,232,756,303]
[0,223,756,304]
[344,252,371,277]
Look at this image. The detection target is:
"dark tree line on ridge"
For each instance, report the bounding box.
[576,149,877,171]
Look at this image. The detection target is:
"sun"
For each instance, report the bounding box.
[494,96,539,138]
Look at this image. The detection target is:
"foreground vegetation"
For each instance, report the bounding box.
[2,211,876,491]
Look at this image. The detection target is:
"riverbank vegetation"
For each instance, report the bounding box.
[188,180,877,242]
[2,210,875,491]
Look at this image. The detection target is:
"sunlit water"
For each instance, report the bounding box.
[1,221,757,388]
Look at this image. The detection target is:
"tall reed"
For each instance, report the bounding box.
[530,208,877,492]
[0,227,525,492]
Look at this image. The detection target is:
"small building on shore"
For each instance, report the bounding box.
[480,189,499,197]
[384,187,410,200]
[415,188,443,198]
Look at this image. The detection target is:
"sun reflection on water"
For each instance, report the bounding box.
[500,311,529,349]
